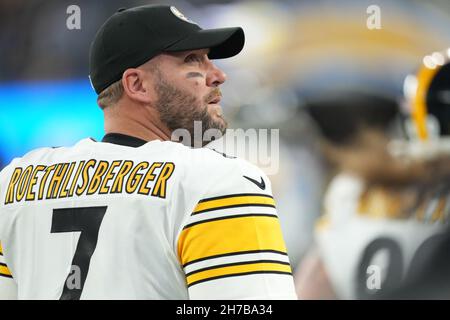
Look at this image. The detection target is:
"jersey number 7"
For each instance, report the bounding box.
[51,206,107,300]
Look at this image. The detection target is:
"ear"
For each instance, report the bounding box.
[121,68,155,104]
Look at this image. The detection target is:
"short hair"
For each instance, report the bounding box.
[97,79,124,109]
[96,61,161,109]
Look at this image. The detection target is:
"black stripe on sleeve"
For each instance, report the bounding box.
[187,270,292,288]
[192,203,276,215]
[0,273,13,279]
[183,213,278,230]
[182,249,288,268]
[185,259,291,277]
[197,193,273,203]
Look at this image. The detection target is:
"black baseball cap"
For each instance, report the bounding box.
[89,4,245,94]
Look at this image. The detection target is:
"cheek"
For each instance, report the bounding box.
[187,79,206,97]
[187,78,201,87]
[177,76,206,99]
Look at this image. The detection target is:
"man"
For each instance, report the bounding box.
[295,51,450,299]
[0,5,296,299]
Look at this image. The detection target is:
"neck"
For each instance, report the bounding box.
[103,103,172,142]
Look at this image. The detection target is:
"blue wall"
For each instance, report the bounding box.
[0,80,104,168]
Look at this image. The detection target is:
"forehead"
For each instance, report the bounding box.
[161,48,210,60]
[141,48,211,71]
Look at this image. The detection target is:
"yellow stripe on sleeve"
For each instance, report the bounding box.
[193,194,275,214]
[178,215,287,267]
[0,263,12,278]
[0,242,13,278]
[186,261,292,287]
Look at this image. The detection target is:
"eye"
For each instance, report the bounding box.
[184,54,202,64]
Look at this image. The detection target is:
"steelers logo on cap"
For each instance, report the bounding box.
[170,6,198,25]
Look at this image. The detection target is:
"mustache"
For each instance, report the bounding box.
[203,88,222,103]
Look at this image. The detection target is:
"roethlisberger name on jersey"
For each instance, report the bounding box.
[4,160,175,204]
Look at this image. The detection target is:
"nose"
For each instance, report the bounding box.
[205,61,227,87]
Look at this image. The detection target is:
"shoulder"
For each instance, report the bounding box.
[169,143,274,219]
[0,139,93,184]
[162,141,268,183]
[0,146,54,177]
[195,146,270,192]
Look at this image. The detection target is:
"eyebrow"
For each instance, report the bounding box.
[186,72,204,78]
[168,49,210,58]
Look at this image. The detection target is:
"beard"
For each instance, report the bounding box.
[153,74,228,148]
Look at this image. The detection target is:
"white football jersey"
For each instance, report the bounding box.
[0,134,296,300]
[315,173,449,299]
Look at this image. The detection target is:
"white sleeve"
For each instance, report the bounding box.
[0,242,17,300]
[176,156,297,300]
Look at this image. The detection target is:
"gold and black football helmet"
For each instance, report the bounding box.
[403,49,450,140]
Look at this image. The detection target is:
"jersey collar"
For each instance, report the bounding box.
[101,133,148,148]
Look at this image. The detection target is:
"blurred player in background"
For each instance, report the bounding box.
[294,49,450,299]
[0,5,296,299]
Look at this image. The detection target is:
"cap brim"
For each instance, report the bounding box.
[164,27,245,59]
